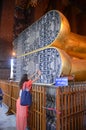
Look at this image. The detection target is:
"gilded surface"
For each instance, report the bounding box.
[52,11,86,59]
[51,11,86,81]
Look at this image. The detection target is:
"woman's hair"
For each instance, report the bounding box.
[19,74,28,89]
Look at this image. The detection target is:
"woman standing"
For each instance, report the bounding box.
[16,70,41,130]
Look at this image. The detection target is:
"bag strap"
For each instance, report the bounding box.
[22,82,31,91]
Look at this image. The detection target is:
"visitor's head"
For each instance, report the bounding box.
[19,74,28,89]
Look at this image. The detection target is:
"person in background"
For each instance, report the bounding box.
[0,87,4,107]
[16,70,41,130]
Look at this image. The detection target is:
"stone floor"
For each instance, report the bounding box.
[0,104,16,130]
[0,103,86,130]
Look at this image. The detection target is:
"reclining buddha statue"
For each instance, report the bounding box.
[13,10,86,82]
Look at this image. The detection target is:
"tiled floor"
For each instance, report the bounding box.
[0,104,16,130]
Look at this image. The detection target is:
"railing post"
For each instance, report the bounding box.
[6,81,13,115]
[56,87,61,130]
